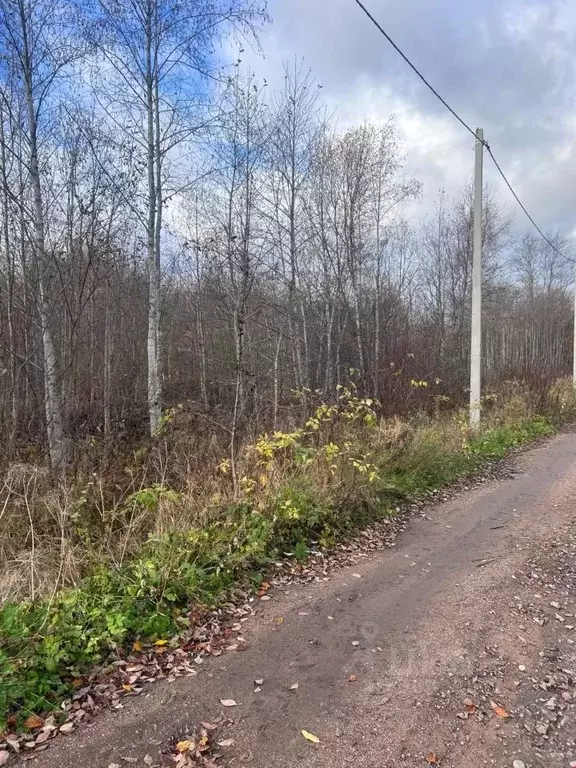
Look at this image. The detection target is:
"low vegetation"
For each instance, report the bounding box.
[1,379,575,731]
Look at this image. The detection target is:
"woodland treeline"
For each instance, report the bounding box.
[0,0,572,468]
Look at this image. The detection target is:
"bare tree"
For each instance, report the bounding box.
[89,0,266,435]
[0,0,87,468]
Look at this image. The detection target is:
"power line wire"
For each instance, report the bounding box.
[353,0,479,143]
[486,147,567,260]
[353,0,570,262]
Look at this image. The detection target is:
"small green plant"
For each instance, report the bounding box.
[0,382,571,731]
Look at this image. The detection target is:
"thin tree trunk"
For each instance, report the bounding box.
[146,17,161,434]
[103,282,112,439]
[272,329,282,429]
[20,3,67,469]
[0,104,18,448]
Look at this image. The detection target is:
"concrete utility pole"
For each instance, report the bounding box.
[469,127,484,429]
[573,259,576,387]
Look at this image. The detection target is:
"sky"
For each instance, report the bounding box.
[242,0,576,239]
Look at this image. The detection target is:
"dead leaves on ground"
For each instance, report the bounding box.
[455,696,510,723]
[257,581,271,598]
[0,601,254,761]
[22,715,44,730]
[490,700,511,719]
[301,730,320,744]
[1,517,412,764]
[168,717,230,767]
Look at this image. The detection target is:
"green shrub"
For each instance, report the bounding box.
[0,398,567,731]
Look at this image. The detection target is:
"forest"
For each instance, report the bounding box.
[1,0,576,738]
[0,0,572,470]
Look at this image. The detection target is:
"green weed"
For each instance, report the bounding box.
[0,387,571,732]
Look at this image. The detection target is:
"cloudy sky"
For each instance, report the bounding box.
[243,0,576,237]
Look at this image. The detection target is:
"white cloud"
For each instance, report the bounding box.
[244,0,576,238]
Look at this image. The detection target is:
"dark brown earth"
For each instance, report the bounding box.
[28,431,576,768]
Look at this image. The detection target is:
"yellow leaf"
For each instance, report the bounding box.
[274,616,284,625]
[301,730,320,744]
[154,639,168,646]
[122,684,132,692]
[133,640,143,652]
[176,740,191,753]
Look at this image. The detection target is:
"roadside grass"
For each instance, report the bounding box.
[1,380,575,731]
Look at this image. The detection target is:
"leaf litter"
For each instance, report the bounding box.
[0,600,254,761]
[0,468,507,763]
[434,520,576,768]
[165,716,232,767]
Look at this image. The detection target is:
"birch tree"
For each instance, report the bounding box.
[89,0,266,435]
[0,0,86,468]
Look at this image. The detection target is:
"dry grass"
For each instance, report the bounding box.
[1,379,574,605]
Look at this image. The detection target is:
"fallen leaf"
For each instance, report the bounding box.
[254,678,264,686]
[59,722,74,733]
[425,753,438,765]
[258,581,271,596]
[176,740,191,753]
[301,730,320,744]
[347,675,357,682]
[122,684,133,692]
[274,616,284,625]
[0,751,9,767]
[217,739,234,747]
[290,683,299,690]
[23,714,44,729]
[490,701,510,719]
[133,640,143,652]
[200,722,219,730]
[154,639,168,646]
[220,699,237,707]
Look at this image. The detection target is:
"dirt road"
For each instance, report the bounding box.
[30,432,576,768]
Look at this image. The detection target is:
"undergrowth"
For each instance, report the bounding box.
[1,379,575,731]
